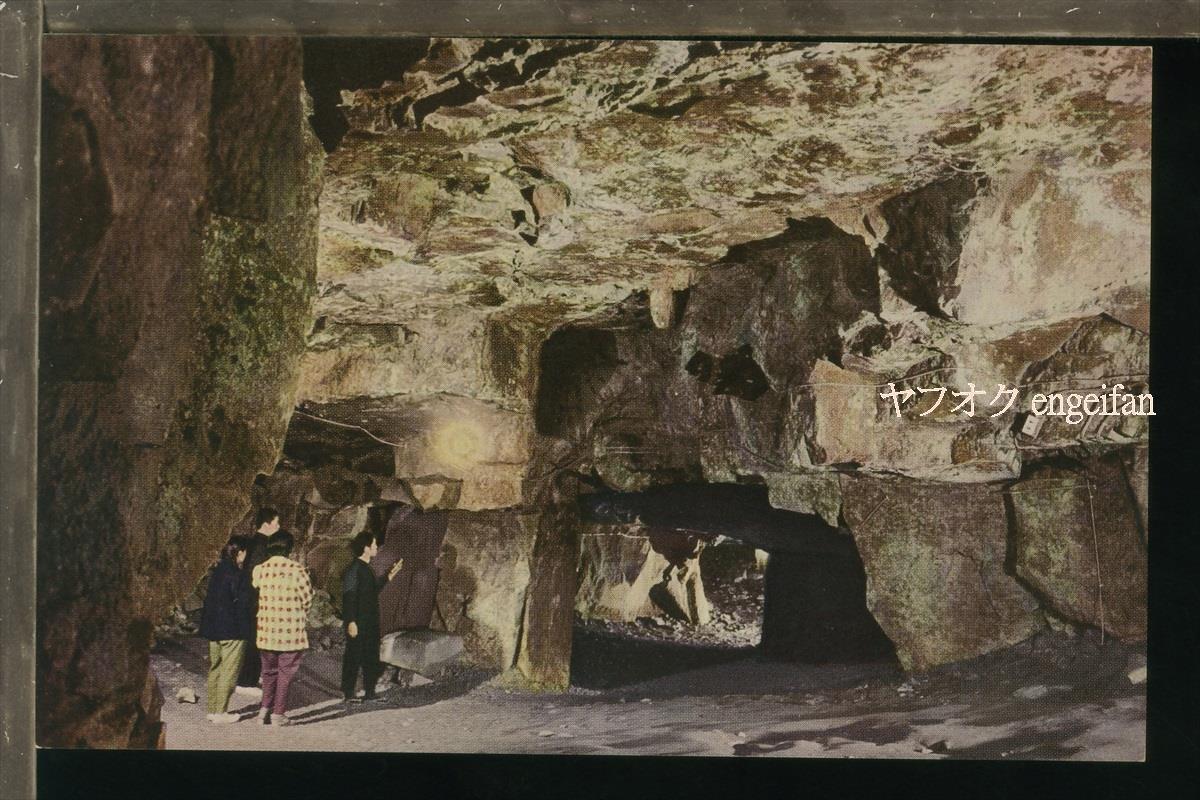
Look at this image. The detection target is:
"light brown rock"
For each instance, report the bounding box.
[575,526,671,622]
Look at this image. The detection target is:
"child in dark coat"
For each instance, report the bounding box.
[199,535,255,723]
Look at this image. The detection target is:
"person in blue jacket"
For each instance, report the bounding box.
[199,534,255,723]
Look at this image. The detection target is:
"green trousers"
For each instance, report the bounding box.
[207,640,248,714]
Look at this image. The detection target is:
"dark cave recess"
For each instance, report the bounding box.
[577,482,897,664]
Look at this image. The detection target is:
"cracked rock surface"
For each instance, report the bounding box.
[293,40,1149,676]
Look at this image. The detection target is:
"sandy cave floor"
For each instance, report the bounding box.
[152,621,1145,760]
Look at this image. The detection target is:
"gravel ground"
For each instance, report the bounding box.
[153,624,1145,760]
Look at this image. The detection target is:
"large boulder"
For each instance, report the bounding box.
[38,37,321,747]
[430,510,538,670]
[645,530,711,626]
[1014,314,1151,449]
[762,471,842,528]
[806,358,1020,482]
[1008,454,1147,639]
[840,475,1045,671]
[379,631,464,676]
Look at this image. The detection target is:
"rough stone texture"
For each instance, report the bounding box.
[228,463,383,611]
[38,37,321,747]
[762,471,842,528]
[1007,455,1147,639]
[293,47,1150,684]
[379,631,464,675]
[292,394,532,511]
[390,395,532,510]
[575,522,718,627]
[575,525,670,621]
[841,475,1046,672]
[430,510,538,670]
[802,311,1151,482]
[322,42,1148,327]
[807,358,1020,482]
[208,444,557,675]
[952,157,1150,328]
[1014,315,1151,450]
[874,173,985,316]
[651,554,712,627]
[302,40,1150,501]
[40,40,1154,735]
[515,496,580,689]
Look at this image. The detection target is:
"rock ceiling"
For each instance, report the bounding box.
[318,41,1147,308]
[304,40,1149,411]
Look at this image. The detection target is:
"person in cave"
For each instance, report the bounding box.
[198,534,255,724]
[234,506,282,697]
[341,529,404,703]
[251,530,313,726]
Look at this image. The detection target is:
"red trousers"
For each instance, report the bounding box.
[259,650,303,716]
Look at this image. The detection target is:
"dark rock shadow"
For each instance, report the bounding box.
[569,624,750,690]
[944,720,1093,760]
[286,664,496,726]
[733,718,914,756]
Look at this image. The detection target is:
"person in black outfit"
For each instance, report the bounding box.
[199,535,256,722]
[235,506,281,693]
[341,529,403,702]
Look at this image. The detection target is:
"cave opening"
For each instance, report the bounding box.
[570,483,897,690]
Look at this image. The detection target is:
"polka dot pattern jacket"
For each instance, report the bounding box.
[251,556,314,651]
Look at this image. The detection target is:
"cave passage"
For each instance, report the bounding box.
[571,483,896,689]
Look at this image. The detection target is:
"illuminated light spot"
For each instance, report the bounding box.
[431,420,485,466]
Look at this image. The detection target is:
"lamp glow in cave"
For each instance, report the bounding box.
[430,420,486,466]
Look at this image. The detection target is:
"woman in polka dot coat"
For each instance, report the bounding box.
[250,530,313,725]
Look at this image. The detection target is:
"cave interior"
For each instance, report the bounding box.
[36,36,1150,748]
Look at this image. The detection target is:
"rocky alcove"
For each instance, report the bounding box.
[39,37,1149,750]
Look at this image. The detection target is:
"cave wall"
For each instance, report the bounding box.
[431,509,539,671]
[35,38,1155,746]
[575,523,671,621]
[235,41,1157,682]
[1007,453,1147,639]
[38,37,322,747]
[840,477,1046,671]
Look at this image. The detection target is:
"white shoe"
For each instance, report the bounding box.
[234,686,263,698]
[208,712,240,724]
